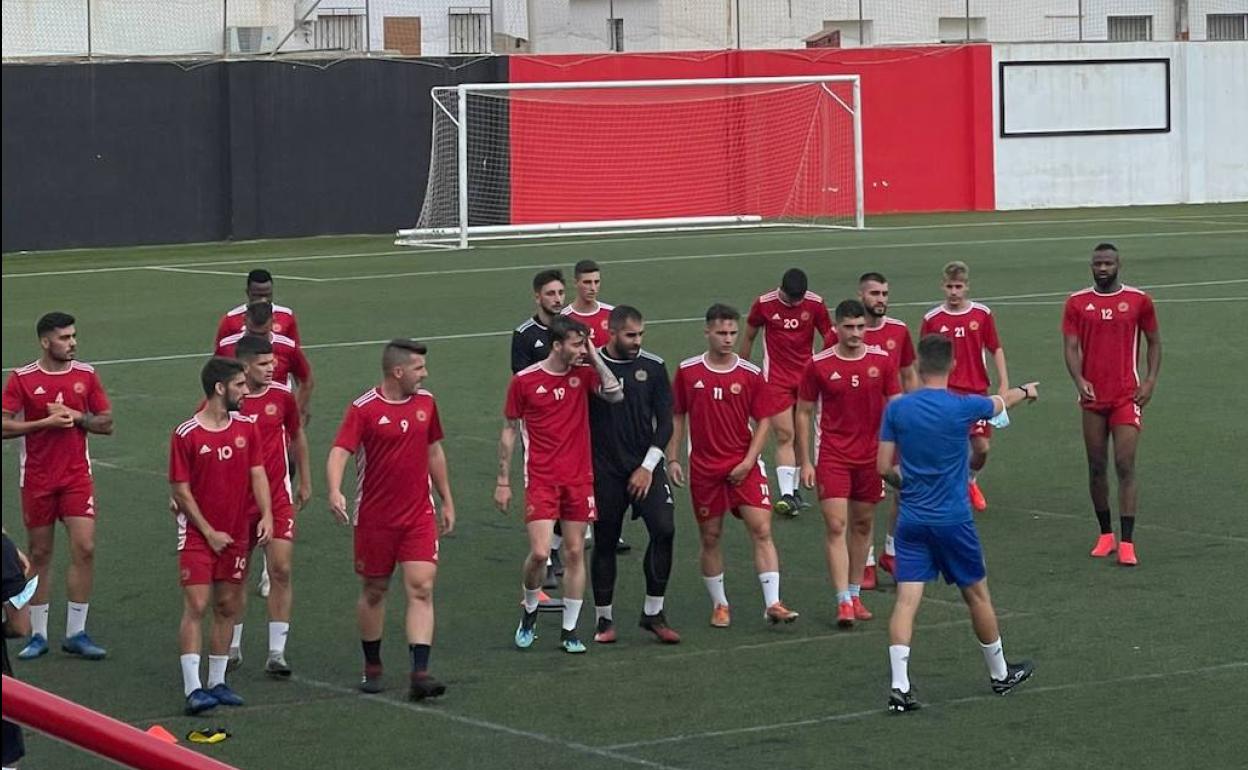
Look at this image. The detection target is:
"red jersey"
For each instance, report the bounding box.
[215,331,310,386]
[560,302,614,347]
[1062,285,1158,404]
[504,363,601,486]
[216,303,300,346]
[2,361,111,489]
[747,290,833,388]
[920,303,1001,394]
[237,382,301,509]
[798,346,900,466]
[169,413,263,542]
[333,388,444,529]
[672,354,771,474]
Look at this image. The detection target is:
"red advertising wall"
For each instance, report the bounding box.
[507,47,995,220]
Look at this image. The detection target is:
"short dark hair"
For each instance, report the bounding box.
[533,269,564,292]
[833,299,867,322]
[608,305,643,330]
[705,303,740,324]
[780,268,807,299]
[37,311,75,337]
[917,334,954,376]
[201,356,245,397]
[858,271,887,285]
[247,269,274,286]
[549,315,589,343]
[1093,242,1119,253]
[245,301,273,327]
[234,333,273,361]
[383,338,428,370]
[573,260,600,277]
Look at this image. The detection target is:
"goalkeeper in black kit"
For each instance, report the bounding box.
[588,306,681,644]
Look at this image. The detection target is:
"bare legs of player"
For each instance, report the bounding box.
[970,435,990,475]
[847,499,876,598]
[820,498,850,595]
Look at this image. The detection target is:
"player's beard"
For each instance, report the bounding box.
[867,303,887,318]
[225,396,242,412]
[1094,268,1118,291]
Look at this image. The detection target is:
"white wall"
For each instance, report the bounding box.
[993,42,1248,209]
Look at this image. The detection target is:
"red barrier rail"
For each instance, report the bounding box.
[2,675,237,770]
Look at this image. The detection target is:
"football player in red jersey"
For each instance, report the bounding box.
[3,312,114,661]
[496,316,623,654]
[327,339,456,700]
[170,357,272,715]
[1063,243,1161,566]
[668,304,799,629]
[560,260,614,348]
[920,261,1009,512]
[225,334,311,676]
[795,300,900,627]
[740,269,833,517]
[215,301,313,423]
[215,268,301,345]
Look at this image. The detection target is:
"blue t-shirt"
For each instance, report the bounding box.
[879,388,996,525]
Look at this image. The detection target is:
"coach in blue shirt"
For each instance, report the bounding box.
[876,334,1038,713]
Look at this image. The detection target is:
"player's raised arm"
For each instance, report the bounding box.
[428,441,456,535]
[585,344,623,403]
[494,418,518,512]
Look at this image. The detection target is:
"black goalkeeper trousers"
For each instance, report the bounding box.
[590,465,675,608]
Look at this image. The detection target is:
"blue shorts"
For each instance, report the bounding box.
[894,519,986,588]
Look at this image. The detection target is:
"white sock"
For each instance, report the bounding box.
[231,623,243,649]
[522,586,541,613]
[643,595,664,616]
[889,644,911,692]
[866,545,877,567]
[66,602,88,637]
[885,535,896,557]
[703,573,728,607]
[849,583,861,599]
[758,571,780,607]
[207,655,229,688]
[562,598,584,631]
[180,654,202,696]
[269,621,289,654]
[837,590,853,605]
[30,604,49,638]
[595,604,613,622]
[551,534,563,551]
[981,637,1008,681]
[776,465,798,496]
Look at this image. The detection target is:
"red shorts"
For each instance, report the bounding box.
[354,516,438,578]
[969,418,993,439]
[690,461,771,522]
[759,380,799,417]
[1081,398,1143,429]
[524,482,597,523]
[816,463,885,503]
[247,498,296,550]
[179,541,250,586]
[20,476,96,529]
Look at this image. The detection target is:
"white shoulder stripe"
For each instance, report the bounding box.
[271,333,297,347]
[922,306,944,320]
[971,302,992,314]
[417,388,435,398]
[679,355,704,369]
[15,361,40,374]
[352,390,379,407]
[272,303,294,315]
[804,291,824,302]
[1122,285,1147,295]
[812,348,837,361]
[759,290,779,302]
[232,413,257,423]
[226,304,247,317]
[599,302,615,310]
[639,350,665,365]
[883,317,909,328]
[175,417,199,436]
[517,362,545,377]
[515,319,536,333]
[219,331,244,346]
[269,381,292,393]
[738,359,762,374]
[70,361,96,373]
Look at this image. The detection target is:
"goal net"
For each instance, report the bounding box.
[398,76,863,248]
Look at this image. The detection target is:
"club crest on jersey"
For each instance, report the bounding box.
[729,382,743,395]
[800,311,811,321]
[600,320,609,329]
[886,339,896,350]
[1118,301,1130,312]
[634,369,648,382]
[73,382,86,394]
[416,409,428,422]
[568,376,581,388]
[274,323,284,333]
[234,436,247,448]
[969,321,980,331]
[868,366,880,378]
[265,403,278,416]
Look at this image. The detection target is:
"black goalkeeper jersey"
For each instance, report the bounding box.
[589,348,674,478]
[511,315,552,374]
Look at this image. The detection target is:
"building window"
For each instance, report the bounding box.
[1107,15,1152,42]
[608,17,624,52]
[1207,14,1248,41]
[448,7,490,54]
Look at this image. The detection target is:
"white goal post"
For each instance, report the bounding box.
[398,75,864,249]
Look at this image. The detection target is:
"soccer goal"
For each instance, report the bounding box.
[397,75,864,249]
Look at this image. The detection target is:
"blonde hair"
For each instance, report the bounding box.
[942,260,969,282]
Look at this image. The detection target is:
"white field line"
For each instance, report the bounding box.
[147,266,321,282]
[1001,506,1248,545]
[601,660,1248,751]
[4,226,1247,280]
[291,675,689,770]
[4,279,1243,373]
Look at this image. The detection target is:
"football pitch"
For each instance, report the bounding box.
[3,204,1247,769]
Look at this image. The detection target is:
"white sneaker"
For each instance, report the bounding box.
[258,567,271,598]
